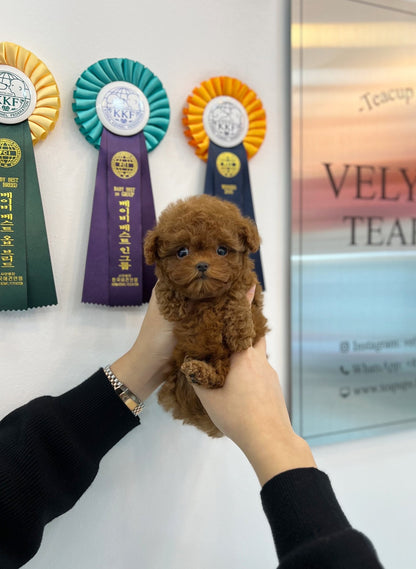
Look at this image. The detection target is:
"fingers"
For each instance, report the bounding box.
[191,382,203,399]
[147,283,161,311]
[144,287,158,316]
[246,285,256,305]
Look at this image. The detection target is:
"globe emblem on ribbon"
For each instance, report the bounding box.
[96,81,150,136]
[111,151,139,179]
[203,96,249,148]
[0,138,22,168]
[216,152,241,178]
[0,67,37,124]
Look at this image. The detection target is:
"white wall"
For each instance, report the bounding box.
[1,1,415,568]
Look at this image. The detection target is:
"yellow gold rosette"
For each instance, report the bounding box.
[0,42,60,144]
[0,42,60,310]
[182,76,266,162]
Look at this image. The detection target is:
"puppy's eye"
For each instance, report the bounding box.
[177,247,189,259]
[216,246,228,256]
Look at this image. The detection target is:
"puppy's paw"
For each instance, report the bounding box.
[181,357,203,385]
[181,357,222,388]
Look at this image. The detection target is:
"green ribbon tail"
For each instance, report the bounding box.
[24,123,57,308]
[0,121,57,311]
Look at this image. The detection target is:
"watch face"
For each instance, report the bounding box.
[0,65,37,124]
[203,95,249,147]
[96,81,150,136]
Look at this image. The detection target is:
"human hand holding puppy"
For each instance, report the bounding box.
[192,337,316,486]
[111,279,314,485]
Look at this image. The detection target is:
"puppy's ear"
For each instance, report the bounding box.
[239,217,260,253]
[144,229,159,264]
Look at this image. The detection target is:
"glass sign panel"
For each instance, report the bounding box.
[291,0,416,444]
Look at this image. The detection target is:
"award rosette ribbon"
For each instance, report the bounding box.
[0,42,59,311]
[183,76,266,288]
[73,58,169,306]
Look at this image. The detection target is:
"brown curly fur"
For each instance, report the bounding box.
[144,195,268,437]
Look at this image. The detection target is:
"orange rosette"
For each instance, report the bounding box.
[0,41,60,144]
[182,76,266,161]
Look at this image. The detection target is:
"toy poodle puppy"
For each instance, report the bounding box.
[144,195,268,437]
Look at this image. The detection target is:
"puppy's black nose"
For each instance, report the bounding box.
[196,262,209,272]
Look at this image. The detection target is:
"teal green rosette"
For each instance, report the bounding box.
[72,58,170,151]
[73,58,169,307]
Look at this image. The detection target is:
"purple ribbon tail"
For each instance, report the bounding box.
[82,131,110,305]
[82,128,156,306]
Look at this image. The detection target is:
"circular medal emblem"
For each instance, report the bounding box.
[96,81,150,136]
[0,138,22,168]
[203,96,249,148]
[0,65,37,124]
[216,152,241,178]
[111,151,139,179]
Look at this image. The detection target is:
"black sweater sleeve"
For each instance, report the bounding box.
[0,369,139,569]
[261,467,384,568]
[0,371,385,569]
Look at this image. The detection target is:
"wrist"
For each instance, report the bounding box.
[110,351,149,401]
[243,432,316,486]
[110,347,168,401]
[103,364,145,417]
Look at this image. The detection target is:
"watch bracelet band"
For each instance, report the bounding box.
[103,365,144,417]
